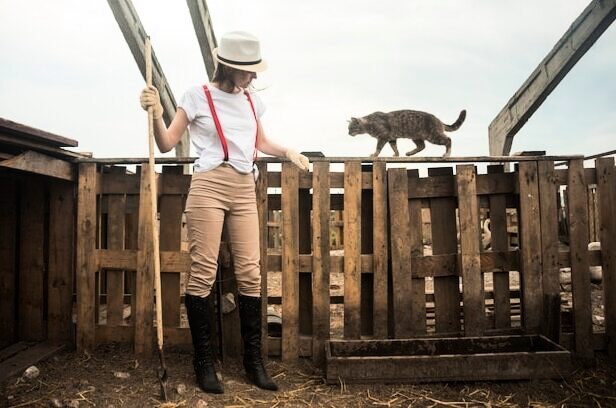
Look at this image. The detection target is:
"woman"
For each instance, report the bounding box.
[140,31,309,394]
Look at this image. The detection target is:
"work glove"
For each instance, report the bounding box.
[140,85,164,120]
[285,149,309,171]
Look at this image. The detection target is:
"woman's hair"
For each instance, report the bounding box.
[212,63,255,92]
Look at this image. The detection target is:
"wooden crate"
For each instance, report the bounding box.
[326,335,572,383]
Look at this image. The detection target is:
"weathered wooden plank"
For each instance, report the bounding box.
[135,163,155,355]
[281,162,299,360]
[372,162,388,338]
[517,161,544,333]
[595,158,616,358]
[19,178,46,341]
[537,161,560,341]
[387,168,413,338]
[344,161,362,339]
[125,194,139,325]
[488,0,616,155]
[106,0,190,157]
[487,165,510,329]
[567,159,593,360]
[360,168,374,337]
[185,0,218,79]
[312,162,330,366]
[299,187,313,338]
[256,161,269,357]
[160,167,183,328]
[76,163,98,352]
[0,179,17,345]
[105,191,126,327]
[429,167,461,333]
[408,169,426,335]
[48,181,75,343]
[0,150,74,181]
[456,165,484,336]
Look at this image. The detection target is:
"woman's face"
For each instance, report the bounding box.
[231,69,257,89]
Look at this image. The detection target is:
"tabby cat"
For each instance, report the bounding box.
[347,109,466,157]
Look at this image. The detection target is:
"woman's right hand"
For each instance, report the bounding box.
[140,85,164,119]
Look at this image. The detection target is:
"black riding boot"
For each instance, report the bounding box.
[238,294,278,391]
[185,293,224,394]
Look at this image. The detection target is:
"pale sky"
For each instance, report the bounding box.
[1,1,614,161]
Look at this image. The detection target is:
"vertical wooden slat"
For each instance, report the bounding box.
[429,167,460,333]
[76,163,97,352]
[106,185,126,327]
[596,157,616,358]
[456,165,484,336]
[48,181,75,343]
[538,161,560,341]
[567,159,593,359]
[256,161,269,357]
[344,161,362,339]
[19,177,46,341]
[387,168,413,338]
[160,166,182,328]
[517,161,543,334]
[135,163,155,355]
[487,165,510,329]
[299,187,313,341]
[312,162,330,365]
[281,162,299,360]
[125,194,139,326]
[372,162,388,338]
[0,178,17,345]
[360,168,374,337]
[408,169,426,335]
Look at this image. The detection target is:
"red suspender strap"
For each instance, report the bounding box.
[202,84,229,161]
[244,90,259,161]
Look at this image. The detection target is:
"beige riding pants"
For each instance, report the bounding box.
[185,164,261,298]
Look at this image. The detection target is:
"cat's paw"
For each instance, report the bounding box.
[369,153,378,158]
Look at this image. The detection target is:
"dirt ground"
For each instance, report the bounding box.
[2,343,616,408]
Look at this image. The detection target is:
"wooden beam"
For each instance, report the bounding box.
[0,150,74,181]
[186,0,218,79]
[107,0,190,158]
[489,0,616,155]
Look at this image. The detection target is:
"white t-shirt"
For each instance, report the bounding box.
[178,84,266,173]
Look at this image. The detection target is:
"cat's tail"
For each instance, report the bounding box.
[443,109,466,132]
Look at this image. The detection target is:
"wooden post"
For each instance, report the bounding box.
[387,168,413,338]
[0,178,17,345]
[160,166,183,328]
[360,166,374,337]
[256,161,269,358]
[19,177,46,341]
[48,181,75,343]
[76,163,98,352]
[281,162,299,360]
[456,165,484,336]
[429,167,460,333]
[537,161,560,341]
[105,168,127,327]
[595,157,616,358]
[299,183,313,340]
[408,169,426,335]
[567,159,593,360]
[344,161,362,339]
[312,162,330,366]
[135,163,155,355]
[517,161,543,333]
[372,162,388,338]
[487,165,511,329]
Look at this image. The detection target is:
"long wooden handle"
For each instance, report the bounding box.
[145,37,164,350]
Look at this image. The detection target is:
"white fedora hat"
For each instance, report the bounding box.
[212,31,268,72]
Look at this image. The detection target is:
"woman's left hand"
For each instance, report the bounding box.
[285,149,309,171]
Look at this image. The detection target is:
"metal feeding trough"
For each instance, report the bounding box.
[326,335,572,384]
